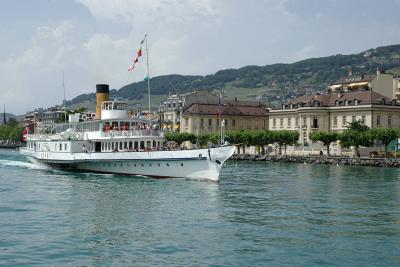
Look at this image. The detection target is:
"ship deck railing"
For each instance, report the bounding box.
[101,130,163,138]
[26,129,164,141]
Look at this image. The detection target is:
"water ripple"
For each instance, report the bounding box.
[0,149,400,266]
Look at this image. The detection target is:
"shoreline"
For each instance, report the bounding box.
[230,154,400,168]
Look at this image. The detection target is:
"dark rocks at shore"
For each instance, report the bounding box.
[229,154,400,168]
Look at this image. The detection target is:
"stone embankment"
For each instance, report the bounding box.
[0,141,23,149]
[230,154,400,168]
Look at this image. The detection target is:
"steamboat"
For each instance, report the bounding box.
[20,84,235,181]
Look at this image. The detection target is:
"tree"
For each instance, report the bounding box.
[369,128,398,158]
[164,132,196,145]
[271,130,298,155]
[309,131,339,156]
[339,121,370,158]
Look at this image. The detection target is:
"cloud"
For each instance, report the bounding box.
[0,21,77,113]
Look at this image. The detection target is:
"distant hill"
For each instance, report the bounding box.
[0,113,16,125]
[67,44,400,109]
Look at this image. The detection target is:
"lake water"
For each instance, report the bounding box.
[0,148,400,266]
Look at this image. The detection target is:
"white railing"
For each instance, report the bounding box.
[101,130,163,138]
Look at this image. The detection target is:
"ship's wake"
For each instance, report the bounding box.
[0,159,48,170]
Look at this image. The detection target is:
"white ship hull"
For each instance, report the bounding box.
[20,146,235,181]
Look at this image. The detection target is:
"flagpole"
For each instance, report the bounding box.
[145,35,151,125]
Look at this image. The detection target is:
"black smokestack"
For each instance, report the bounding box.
[96,84,109,94]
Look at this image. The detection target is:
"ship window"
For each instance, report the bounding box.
[129,142,133,150]
[119,142,123,150]
[166,163,170,167]
[65,143,67,150]
[157,163,160,167]
[134,164,136,167]
[124,142,127,149]
[149,163,152,167]
[55,143,57,150]
[114,164,117,167]
[181,163,183,166]
[60,143,62,151]
[120,163,123,167]
[141,163,144,167]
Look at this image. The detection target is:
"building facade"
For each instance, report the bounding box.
[181,100,269,135]
[269,90,400,145]
[159,91,219,131]
[329,70,400,100]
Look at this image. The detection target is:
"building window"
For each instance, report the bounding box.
[333,116,338,127]
[302,116,307,128]
[59,143,62,151]
[273,119,276,128]
[295,117,299,127]
[361,115,366,124]
[312,116,318,128]
[352,116,356,123]
[200,118,204,127]
[208,118,212,127]
[280,118,284,128]
[185,118,188,126]
[232,119,236,127]
[342,116,347,126]
[388,115,392,127]
[377,115,381,126]
[288,118,291,127]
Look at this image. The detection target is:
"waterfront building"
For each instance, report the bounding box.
[181,99,269,135]
[159,91,219,131]
[269,90,400,145]
[329,70,400,100]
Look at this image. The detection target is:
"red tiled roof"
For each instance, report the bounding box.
[182,103,268,117]
[284,90,395,109]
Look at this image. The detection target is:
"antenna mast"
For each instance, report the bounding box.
[63,71,66,122]
[3,104,6,125]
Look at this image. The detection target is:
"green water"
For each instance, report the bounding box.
[0,148,400,266]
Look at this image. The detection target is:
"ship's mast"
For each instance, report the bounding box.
[63,71,66,122]
[145,35,151,125]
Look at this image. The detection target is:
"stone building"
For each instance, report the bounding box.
[269,90,400,145]
[329,70,400,100]
[159,91,219,131]
[181,99,269,135]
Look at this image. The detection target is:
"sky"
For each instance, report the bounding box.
[1,0,400,114]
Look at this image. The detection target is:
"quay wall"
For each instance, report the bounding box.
[230,154,400,168]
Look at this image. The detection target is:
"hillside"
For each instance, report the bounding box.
[0,113,16,125]
[67,44,400,109]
